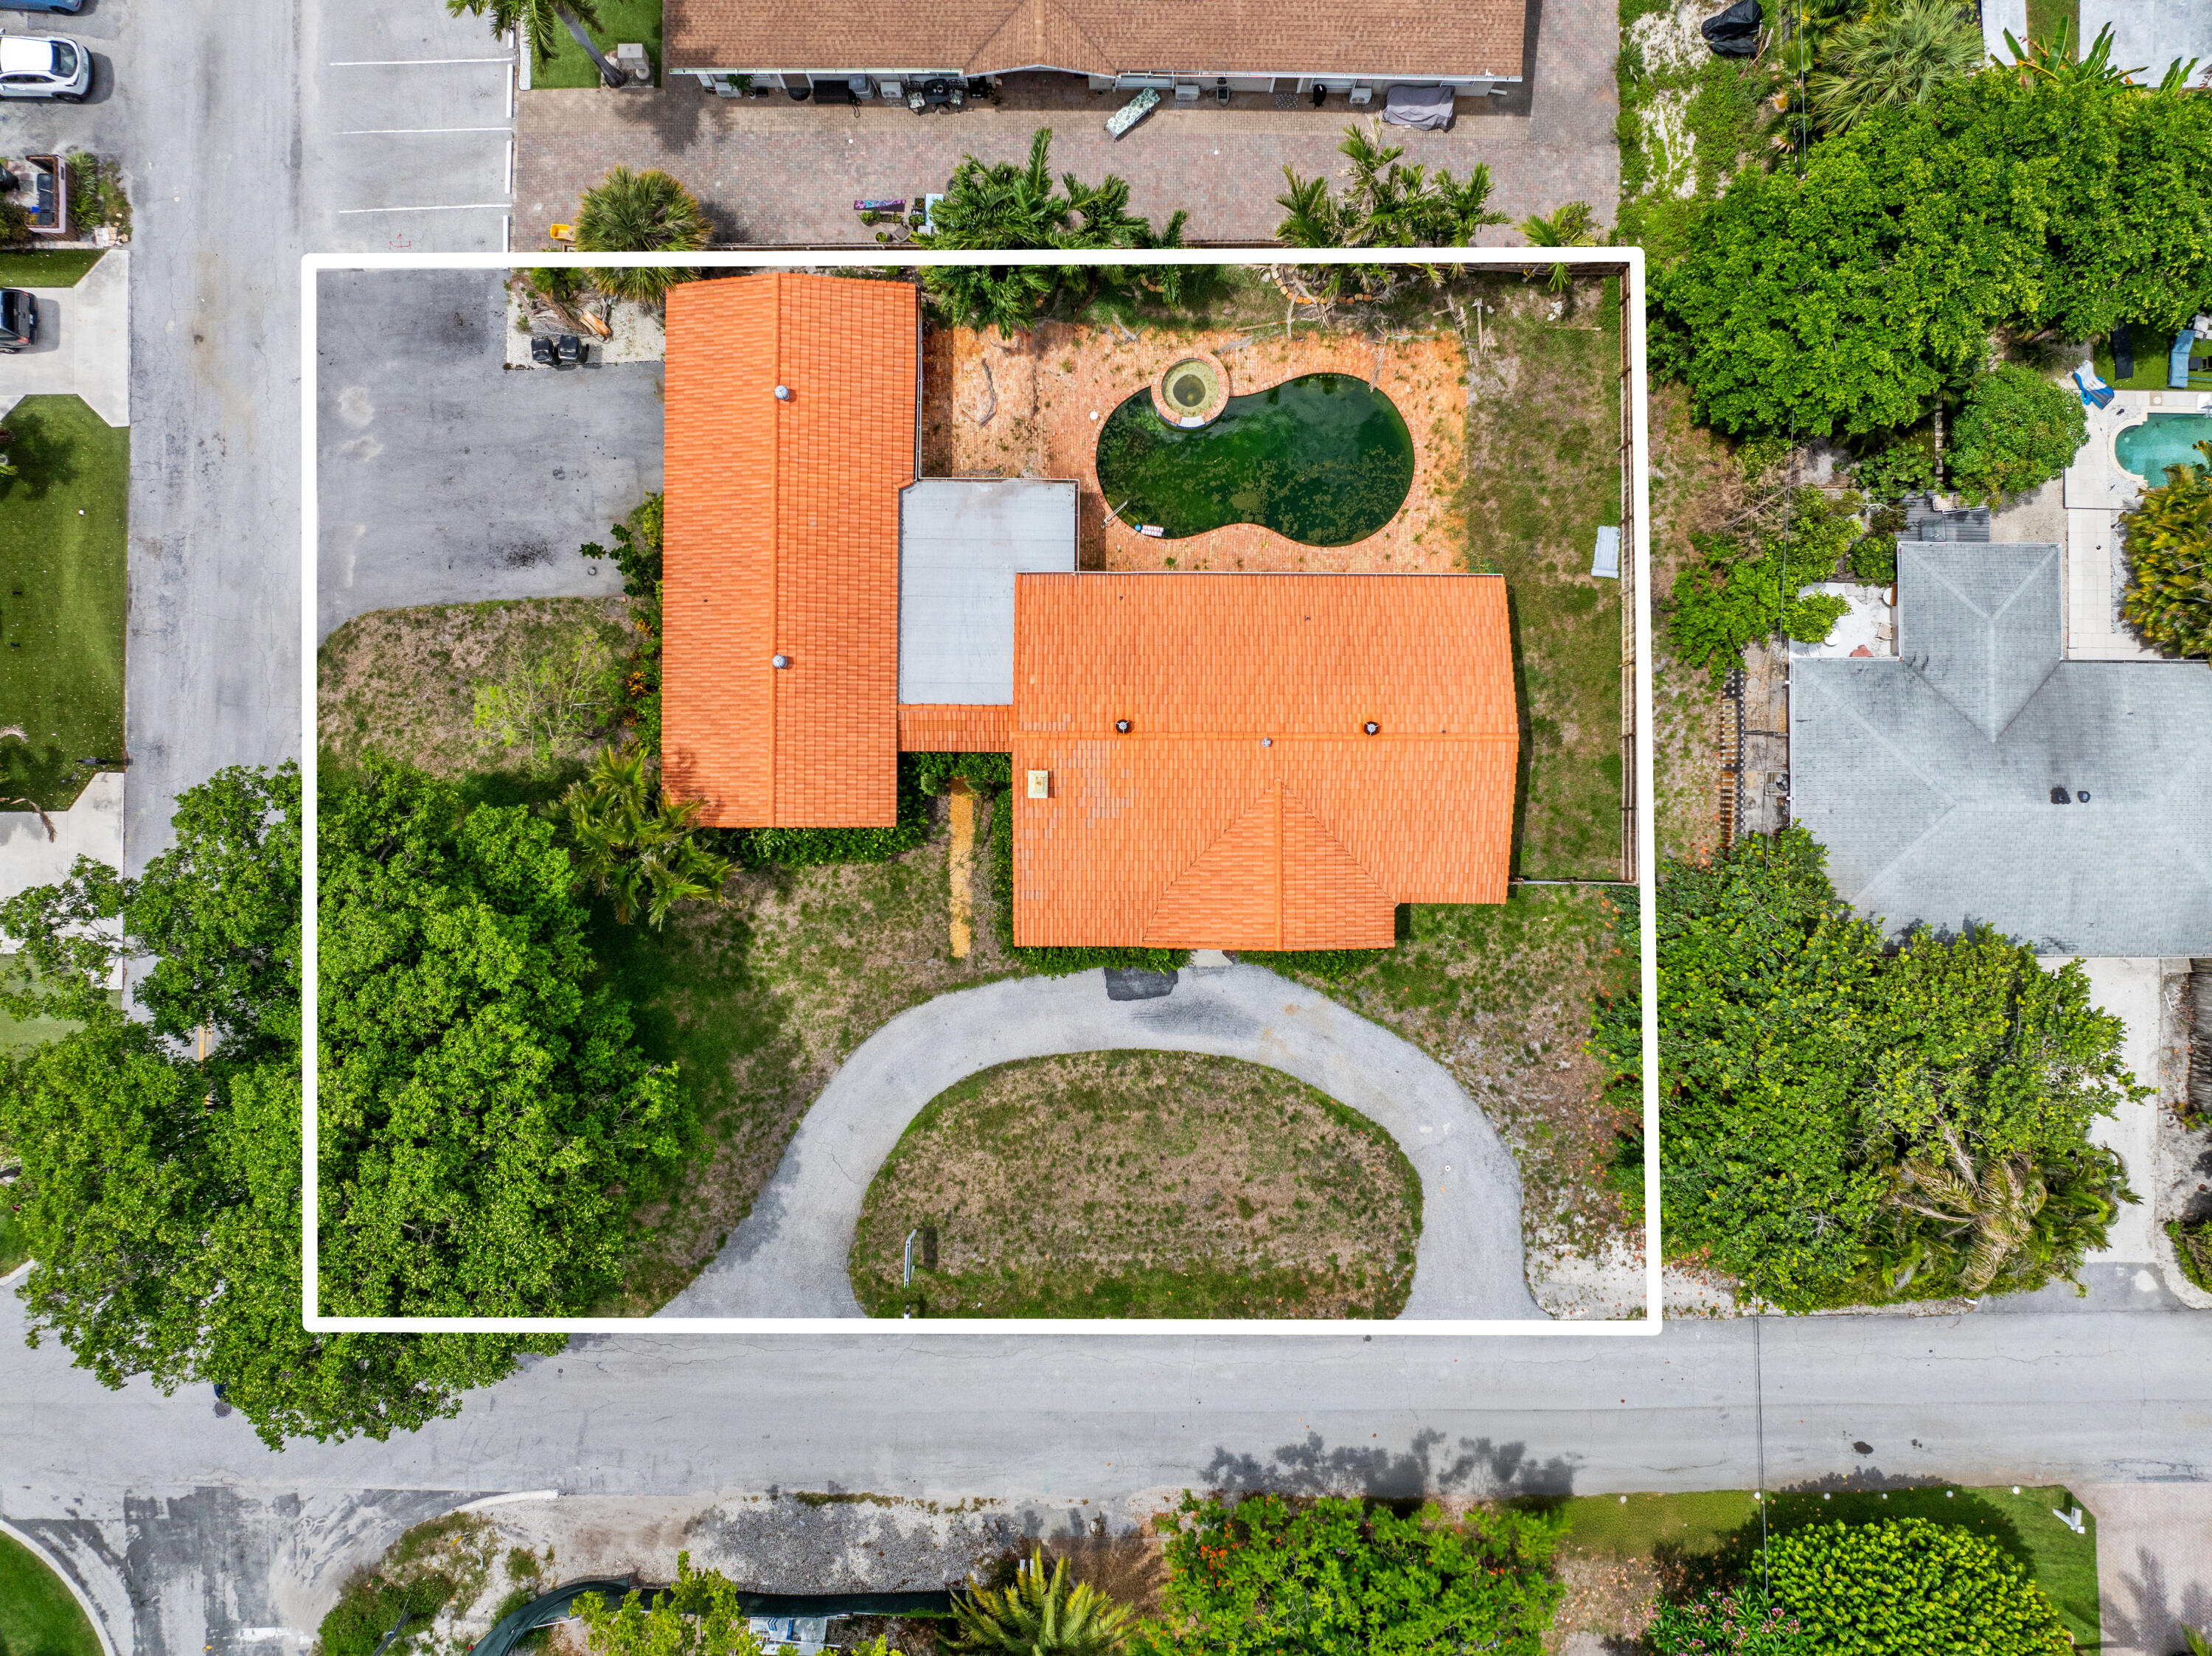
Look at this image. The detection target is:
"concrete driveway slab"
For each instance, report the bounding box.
[660,963,1545,1322]
[0,772,123,905]
[2081,1482,2212,1656]
[315,268,655,640]
[0,251,129,428]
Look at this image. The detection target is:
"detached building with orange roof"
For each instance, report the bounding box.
[662,271,1517,952]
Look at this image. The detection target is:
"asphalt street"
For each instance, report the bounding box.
[4,1294,2208,1656]
[315,268,650,641]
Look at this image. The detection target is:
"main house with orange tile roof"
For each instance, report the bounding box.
[662,271,1517,951]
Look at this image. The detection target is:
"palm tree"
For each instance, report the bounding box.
[1516,201,1599,293]
[560,743,729,928]
[947,1551,1133,1656]
[918,128,1178,333]
[1806,0,1984,133]
[448,0,622,87]
[1889,1127,2131,1295]
[1273,123,1507,298]
[572,168,712,305]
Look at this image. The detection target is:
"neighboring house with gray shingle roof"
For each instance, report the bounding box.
[1791,542,2212,956]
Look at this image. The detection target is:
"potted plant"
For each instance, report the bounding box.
[860,209,878,225]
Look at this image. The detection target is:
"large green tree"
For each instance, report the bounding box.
[1592,829,2143,1308]
[1652,71,2212,439]
[0,764,549,1446]
[2120,438,2212,658]
[318,756,687,1318]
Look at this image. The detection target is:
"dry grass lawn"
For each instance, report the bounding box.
[849,1049,1422,1319]
[317,598,636,779]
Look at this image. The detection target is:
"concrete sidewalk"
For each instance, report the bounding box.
[0,773,124,906]
[514,0,1617,246]
[0,251,129,428]
[661,962,1544,1321]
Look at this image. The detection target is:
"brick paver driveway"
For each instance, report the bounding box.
[515,0,1615,246]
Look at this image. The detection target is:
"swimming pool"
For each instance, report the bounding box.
[2115,411,2212,481]
[1094,373,1414,546]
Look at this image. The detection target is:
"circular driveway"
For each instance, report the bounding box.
[656,964,1544,1321]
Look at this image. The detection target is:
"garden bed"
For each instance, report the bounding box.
[849,1049,1422,1318]
[529,0,660,89]
[0,395,127,813]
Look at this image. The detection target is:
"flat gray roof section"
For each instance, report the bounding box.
[1791,542,2212,956]
[897,479,1078,705]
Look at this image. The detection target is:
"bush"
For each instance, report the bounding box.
[912,750,1013,796]
[526,266,588,306]
[2171,1217,2212,1293]
[1848,433,1939,503]
[1766,1520,2070,1654]
[1234,947,1388,981]
[2119,438,2212,658]
[470,635,619,767]
[1947,364,2087,504]
[1137,1492,1562,1656]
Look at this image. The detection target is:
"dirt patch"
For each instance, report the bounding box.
[849,1049,1423,1319]
[593,796,1026,1312]
[317,598,636,777]
[922,316,1467,573]
[1258,888,1638,1308]
[1543,1552,1663,1655]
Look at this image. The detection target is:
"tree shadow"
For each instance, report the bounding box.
[2104,1543,2212,1656]
[1198,1427,1576,1501]
[0,406,83,504]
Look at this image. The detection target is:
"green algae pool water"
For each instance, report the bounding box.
[1094,372,1414,545]
[2115,412,2212,480]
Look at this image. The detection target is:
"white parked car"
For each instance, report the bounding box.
[0,30,90,100]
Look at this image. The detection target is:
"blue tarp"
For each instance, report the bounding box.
[2171,329,2197,390]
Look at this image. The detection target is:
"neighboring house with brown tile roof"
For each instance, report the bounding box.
[662,270,1520,950]
[670,0,1525,108]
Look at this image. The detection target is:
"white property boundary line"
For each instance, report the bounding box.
[299,246,1660,1337]
[0,1516,122,1656]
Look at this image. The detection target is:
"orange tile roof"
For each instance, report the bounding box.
[661,273,919,827]
[666,0,1526,83]
[1009,574,1517,950]
[898,704,1015,752]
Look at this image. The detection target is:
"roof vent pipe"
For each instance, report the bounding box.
[772,654,790,669]
[1363,721,1380,735]
[773,384,792,400]
[1115,719,1131,734]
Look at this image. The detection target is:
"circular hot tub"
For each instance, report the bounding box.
[1150,351,1229,426]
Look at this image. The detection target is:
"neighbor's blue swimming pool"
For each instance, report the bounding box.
[2115,411,2212,481]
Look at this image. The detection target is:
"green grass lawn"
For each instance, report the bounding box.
[0,251,105,289]
[2095,326,2212,393]
[1547,1483,2099,1649]
[530,0,661,90]
[1453,275,1626,880]
[0,1531,103,1656]
[0,395,128,812]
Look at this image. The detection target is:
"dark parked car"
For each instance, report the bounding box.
[0,288,36,352]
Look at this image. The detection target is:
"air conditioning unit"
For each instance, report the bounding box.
[847,75,873,97]
[1348,84,1373,106]
[1174,81,1201,102]
[878,78,903,99]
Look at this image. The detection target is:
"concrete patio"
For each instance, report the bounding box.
[513,0,1617,246]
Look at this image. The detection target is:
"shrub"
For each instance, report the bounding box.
[1137,1492,1562,1656]
[2170,1217,2212,1293]
[1947,364,2087,504]
[1848,433,1939,503]
[912,750,1013,796]
[471,635,619,767]
[1766,1519,2070,1654]
[526,266,588,306]
[714,755,936,869]
[1234,947,1388,981]
[2119,439,2212,658]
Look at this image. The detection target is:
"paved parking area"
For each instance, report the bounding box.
[302,0,518,253]
[316,268,658,641]
[514,0,1615,245]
